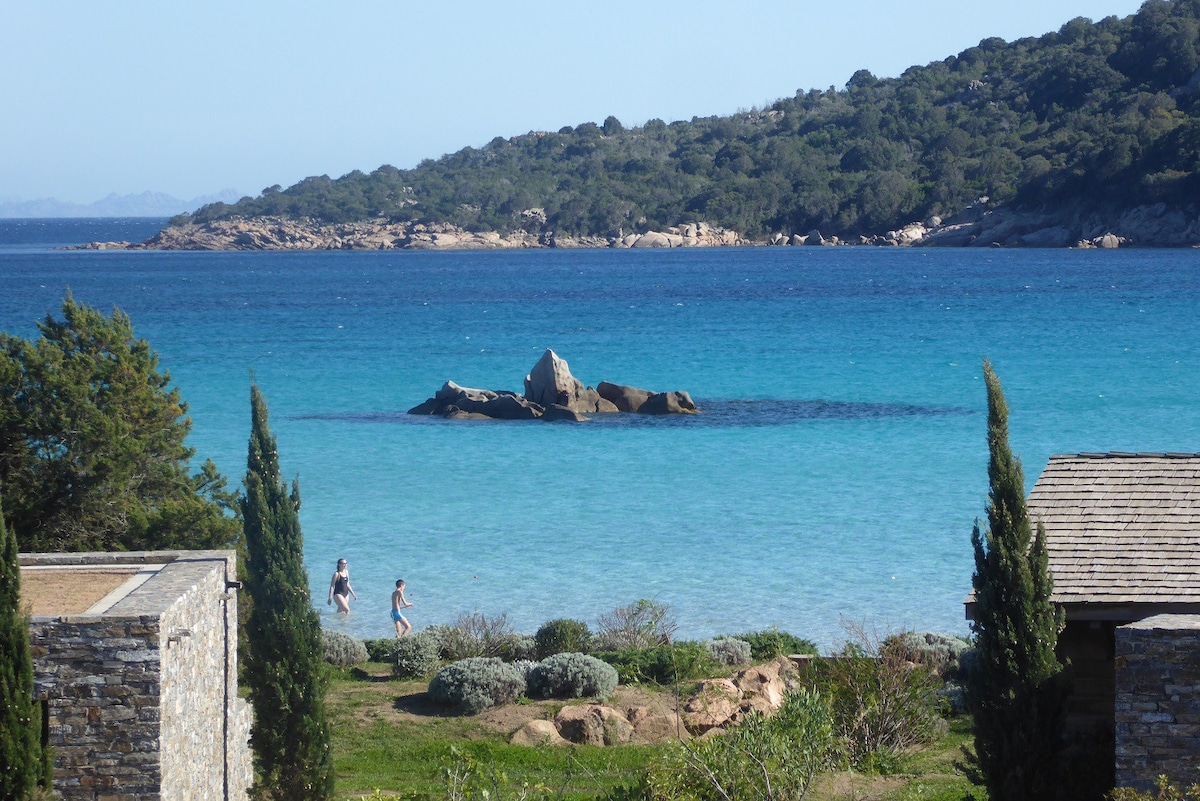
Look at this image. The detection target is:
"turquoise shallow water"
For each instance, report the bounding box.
[2,220,1199,649]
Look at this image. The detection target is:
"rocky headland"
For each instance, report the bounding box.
[74,199,1200,252]
[409,349,697,423]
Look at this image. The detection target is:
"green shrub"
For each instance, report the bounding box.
[638,688,836,800]
[704,637,751,666]
[534,618,593,658]
[734,628,819,661]
[1109,775,1200,800]
[596,641,717,686]
[363,638,400,663]
[883,631,972,680]
[420,624,452,658]
[527,652,618,700]
[428,657,525,714]
[321,630,369,667]
[436,613,516,661]
[391,632,442,680]
[495,632,537,663]
[595,599,677,650]
[813,635,943,767]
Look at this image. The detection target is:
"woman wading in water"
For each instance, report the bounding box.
[327,558,357,613]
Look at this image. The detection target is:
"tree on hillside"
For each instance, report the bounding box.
[240,385,332,801]
[0,490,50,797]
[965,360,1069,801]
[0,295,240,553]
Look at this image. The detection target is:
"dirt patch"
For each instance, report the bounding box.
[810,771,906,801]
[19,568,139,615]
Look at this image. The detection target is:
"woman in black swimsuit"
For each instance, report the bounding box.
[327,558,357,613]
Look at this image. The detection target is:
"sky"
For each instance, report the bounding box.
[1,0,1148,204]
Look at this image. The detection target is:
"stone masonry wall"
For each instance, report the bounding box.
[25,550,249,801]
[157,558,247,800]
[29,616,163,799]
[1114,614,1200,791]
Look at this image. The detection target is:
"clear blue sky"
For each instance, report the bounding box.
[1,0,1147,204]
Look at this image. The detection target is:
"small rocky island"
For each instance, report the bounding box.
[408,350,697,422]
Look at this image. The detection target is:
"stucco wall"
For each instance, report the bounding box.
[1115,614,1200,791]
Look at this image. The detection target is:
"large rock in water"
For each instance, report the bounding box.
[638,391,697,415]
[408,380,544,420]
[524,349,617,414]
[597,381,653,413]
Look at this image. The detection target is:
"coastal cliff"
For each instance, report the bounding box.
[82,201,1200,251]
[87,218,748,251]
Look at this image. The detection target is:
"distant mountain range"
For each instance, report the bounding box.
[0,189,244,219]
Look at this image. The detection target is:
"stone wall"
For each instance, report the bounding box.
[25,550,249,801]
[158,557,247,800]
[1114,614,1200,791]
[29,616,164,798]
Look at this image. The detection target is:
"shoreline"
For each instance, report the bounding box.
[72,200,1200,252]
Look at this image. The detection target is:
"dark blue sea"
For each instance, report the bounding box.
[3,219,1198,648]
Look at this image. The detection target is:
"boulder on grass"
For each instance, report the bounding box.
[554,704,633,746]
[510,719,569,747]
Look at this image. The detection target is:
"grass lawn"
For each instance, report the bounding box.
[327,663,984,801]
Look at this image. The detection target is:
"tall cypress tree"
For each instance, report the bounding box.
[0,490,43,799]
[965,360,1068,801]
[241,386,332,800]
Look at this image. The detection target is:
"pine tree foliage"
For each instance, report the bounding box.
[0,294,240,553]
[241,386,332,801]
[965,360,1069,801]
[0,491,42,799]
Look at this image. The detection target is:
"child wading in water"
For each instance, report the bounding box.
[391,579,413,637]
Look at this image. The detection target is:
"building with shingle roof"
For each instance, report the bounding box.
[969,452,1200,792]
[1029,452,1200,616]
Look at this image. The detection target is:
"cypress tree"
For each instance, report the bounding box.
[0,490,42,799]
[965,360,1068,801]
[241,386,332,800]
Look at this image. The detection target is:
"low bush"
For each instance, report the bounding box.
[436,612,516,661]
[495,632,537,663]
[1110,775,1200,800]
[596,641,717,686]
[883,631,972,680]
[734,628,819,660]
[527,652,619,700]
[428,657,526,714]
[813,629,943,767]
[534,618,593,658]
[321,630,369,667]
[704,637,751,666]
[392,632,442,680]
[363,638,400,664]
[510,659,538,682]
[595,599,677,650]
[638,688,837,800]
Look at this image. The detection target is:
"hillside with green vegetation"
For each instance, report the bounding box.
[176,0,1200,243]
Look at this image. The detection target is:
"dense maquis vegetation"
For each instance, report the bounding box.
[177,0,1200,240]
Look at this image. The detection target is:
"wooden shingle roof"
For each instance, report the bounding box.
[1028,453,1200,608]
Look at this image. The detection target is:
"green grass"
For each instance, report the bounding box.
[326,664,658,799]
[326,663,984,801]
